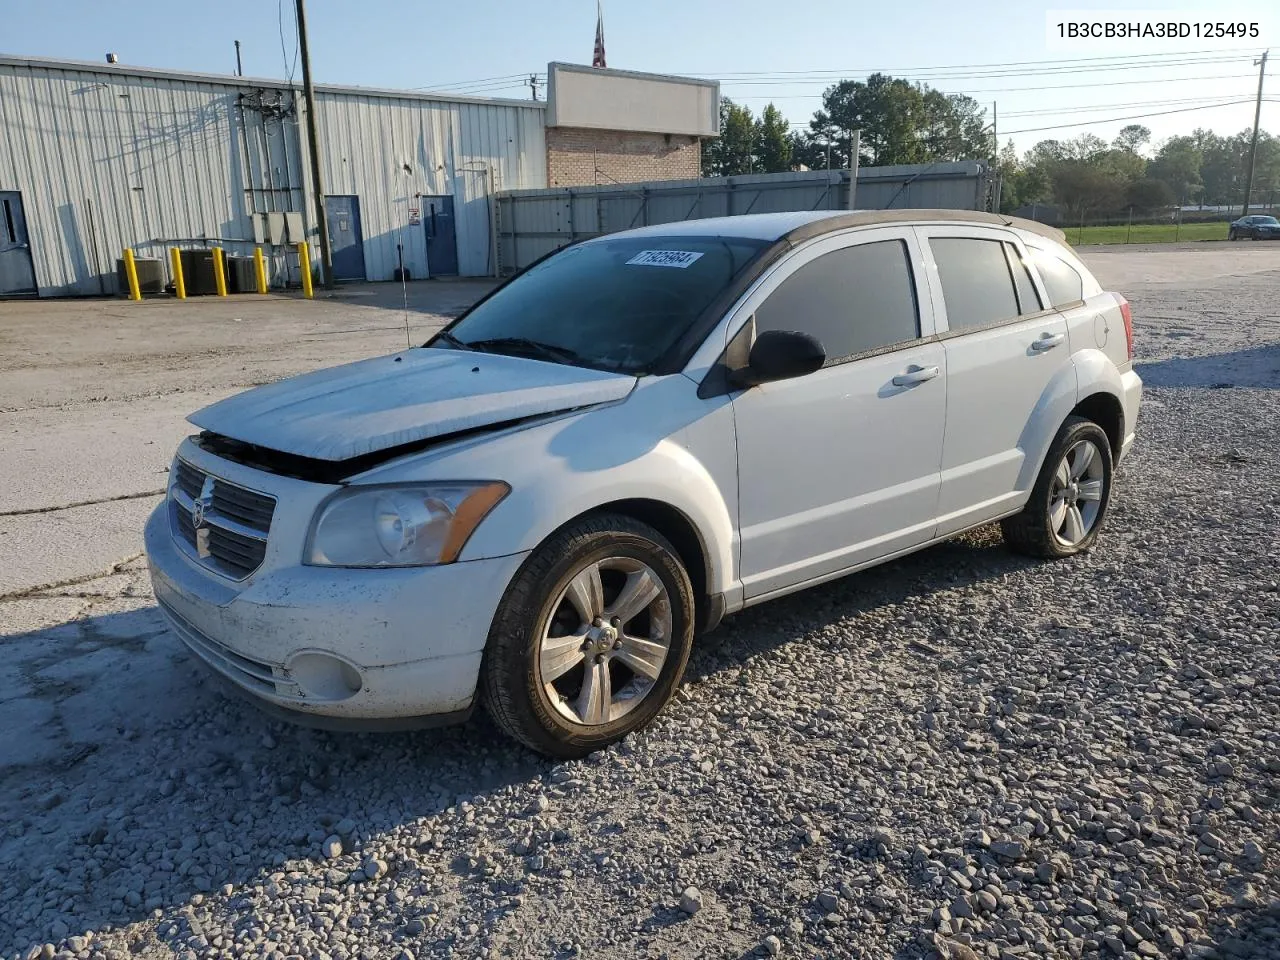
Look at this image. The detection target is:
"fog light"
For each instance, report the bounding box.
[287,652,363,700]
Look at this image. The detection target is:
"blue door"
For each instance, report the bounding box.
[0,191,37,296]
[423,194,459,276]
[324,195,366,282]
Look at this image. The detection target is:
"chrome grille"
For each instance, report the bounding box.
[169,458,276,579]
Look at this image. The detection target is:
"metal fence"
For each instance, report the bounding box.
[494,162,998,274]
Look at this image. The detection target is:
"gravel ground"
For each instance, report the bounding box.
[1,247,1278,960]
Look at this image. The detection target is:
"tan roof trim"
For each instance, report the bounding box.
[783,209,1067,246]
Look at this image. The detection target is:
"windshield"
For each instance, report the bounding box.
[435,235,769,374]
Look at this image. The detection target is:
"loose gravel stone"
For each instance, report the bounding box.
[679,886,703,915]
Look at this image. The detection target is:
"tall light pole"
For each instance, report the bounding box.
[1242,50,1269,216]
[295,0,334,288]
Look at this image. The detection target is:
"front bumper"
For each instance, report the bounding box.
[145,503,528,725]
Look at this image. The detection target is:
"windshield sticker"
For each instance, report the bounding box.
[625,250,705,268]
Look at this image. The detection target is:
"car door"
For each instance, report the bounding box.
[916,226,1074,537]
[729,228,947,601]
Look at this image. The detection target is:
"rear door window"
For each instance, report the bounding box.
[754,239,919,363]
[929,237,1020,332]
[1004,243,1043,315]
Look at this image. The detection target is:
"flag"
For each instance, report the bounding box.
[593,1,607,68]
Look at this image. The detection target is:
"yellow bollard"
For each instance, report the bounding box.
[122,248,142,301]
[169,247,186,299]
[253,247,268,295]
[298,241,313,299]
[212,247,228,297]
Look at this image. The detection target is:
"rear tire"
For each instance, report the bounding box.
[480,513,695,758]
[1002,416,1114,559]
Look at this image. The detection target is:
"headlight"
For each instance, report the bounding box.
[306,482,509,567]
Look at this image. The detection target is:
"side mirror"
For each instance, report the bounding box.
[732,329,826,387]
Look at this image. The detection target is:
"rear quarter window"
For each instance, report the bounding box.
[1027,246,1085,306]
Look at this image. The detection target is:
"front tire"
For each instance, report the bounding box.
[480,513,695,758]
[1228,230,1238,241]
[1002,416,1114,559]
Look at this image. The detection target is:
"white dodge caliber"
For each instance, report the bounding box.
[145,210,1142,757]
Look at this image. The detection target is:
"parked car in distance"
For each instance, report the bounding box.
[1228,214,1280,240]
[145,210,1142,758]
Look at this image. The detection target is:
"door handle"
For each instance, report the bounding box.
[892,364,940,387]
[1031,332,1066,351]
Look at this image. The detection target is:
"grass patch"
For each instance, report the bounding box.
[1068,222,1229,245]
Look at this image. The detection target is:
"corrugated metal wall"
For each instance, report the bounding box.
[0,57,546,297]
[495,163,997,273]
[310,92,545,281]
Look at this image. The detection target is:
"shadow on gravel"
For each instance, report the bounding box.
[1204,899,1280,959]
[1136,344,1280,389]
[1,526,1034,953]
[688,526,1038,682]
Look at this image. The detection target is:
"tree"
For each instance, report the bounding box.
[1126,178,1175,213]
[801,72,990,169]
[1113,124,1151,154]
[1051,161,1126,220]
[755,104,793,173]
[1148,136,1203,203]
[702,99,759,177]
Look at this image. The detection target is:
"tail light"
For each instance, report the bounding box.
[1117,296,1134,360]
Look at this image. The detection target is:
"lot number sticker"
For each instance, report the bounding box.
[625,250,704,268]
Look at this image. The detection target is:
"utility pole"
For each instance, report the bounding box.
[847,128,860,210]
[992,101,998,158]
[1242,50,1269,216]
[295,0,334,289]
[234,40,243,77]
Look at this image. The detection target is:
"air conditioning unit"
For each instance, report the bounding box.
[225,256,258,293]
[116,257,164,295]
[179,249,219,296]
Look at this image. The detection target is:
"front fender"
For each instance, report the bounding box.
[356,376,739,598]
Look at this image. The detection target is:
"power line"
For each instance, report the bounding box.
[687,48,1259,81]
[276,0,299,84]
[410,73,534,91]
[1000,99,1257,135]
[714,55,1249,87]
[766,71,1256,105]
[998,94,1256,119]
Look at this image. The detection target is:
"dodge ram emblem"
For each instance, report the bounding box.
[192,477,215,529]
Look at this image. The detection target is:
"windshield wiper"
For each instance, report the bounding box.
[428,330,471,350]
[462,337,589,367]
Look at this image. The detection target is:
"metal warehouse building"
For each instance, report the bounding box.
[0,55,717,297]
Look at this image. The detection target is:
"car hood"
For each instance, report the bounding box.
[189,348,637,462]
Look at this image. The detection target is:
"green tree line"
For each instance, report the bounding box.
[702,77,1279,216]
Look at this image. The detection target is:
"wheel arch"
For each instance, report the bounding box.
[1072,391,1124,458]
[574,498,721,634]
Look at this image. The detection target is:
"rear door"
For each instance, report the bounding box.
[916,226,1073,536]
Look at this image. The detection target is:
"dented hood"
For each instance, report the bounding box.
[188,348,637,462]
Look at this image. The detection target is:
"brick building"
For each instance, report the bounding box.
[544,62,717,188]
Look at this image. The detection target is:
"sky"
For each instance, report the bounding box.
[3,0,1274,155]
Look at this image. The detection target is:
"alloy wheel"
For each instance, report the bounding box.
[1050,438,1107,547]
[537,556,673,726]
